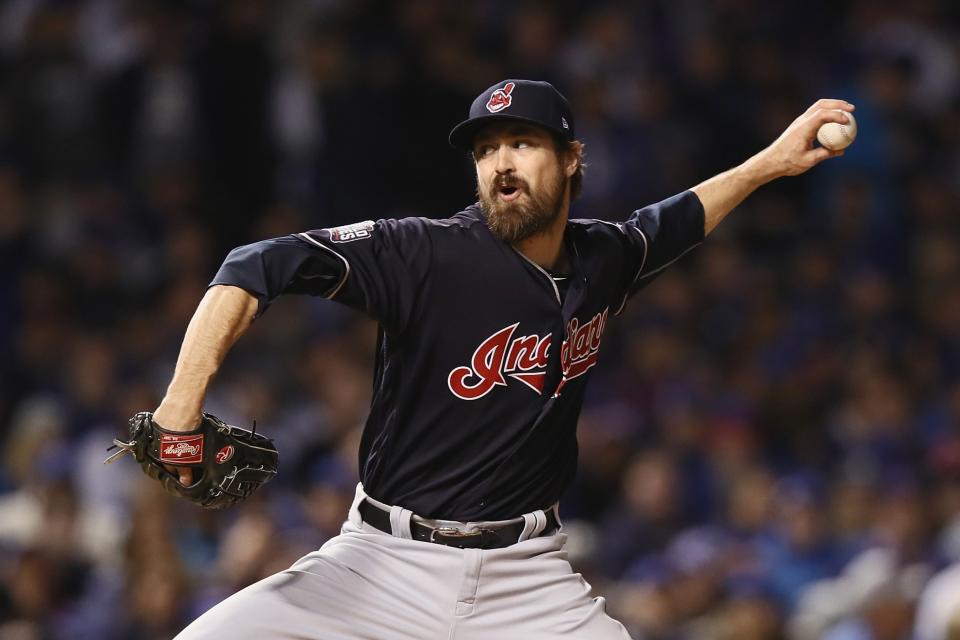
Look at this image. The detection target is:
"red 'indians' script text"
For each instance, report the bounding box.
[447,307,609,400]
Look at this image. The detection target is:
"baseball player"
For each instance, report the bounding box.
[153,79,853,638]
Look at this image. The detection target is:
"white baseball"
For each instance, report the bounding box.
[817,110,857,150]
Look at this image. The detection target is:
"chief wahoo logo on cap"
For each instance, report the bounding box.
[486,82,515,113]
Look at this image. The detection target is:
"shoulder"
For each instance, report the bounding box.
[380,204,485,232]
[568,217,631,241]
[384,204,488,243]
[343,205,487,254]
[427,203,486,231]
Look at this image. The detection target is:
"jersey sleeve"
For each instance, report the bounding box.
[612,190,705,313]
[210,218,432,333]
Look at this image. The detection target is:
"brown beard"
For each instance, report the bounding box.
[478,167,567,244]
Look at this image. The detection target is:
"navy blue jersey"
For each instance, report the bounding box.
[212,191,704,520]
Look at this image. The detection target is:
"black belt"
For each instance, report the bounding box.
[358,499,559,550]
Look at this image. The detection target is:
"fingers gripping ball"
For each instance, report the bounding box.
[817,110,857,151]
[106,412,279,509]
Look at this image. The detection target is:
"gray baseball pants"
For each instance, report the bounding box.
[175,484,632,639]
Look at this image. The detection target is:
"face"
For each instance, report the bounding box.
[473,123,574,244]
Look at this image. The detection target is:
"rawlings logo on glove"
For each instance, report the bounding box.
[106,412,279,509]
[160,436,204,463]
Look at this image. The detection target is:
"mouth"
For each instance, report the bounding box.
[497,185,523,202]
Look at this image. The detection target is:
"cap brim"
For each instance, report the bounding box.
[448,114,567,150]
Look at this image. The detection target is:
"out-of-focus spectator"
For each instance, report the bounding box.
[756,474,842,607]
[594,448,684,579]
[916,563,960,640]
[713,574,783,640]
[792,547,929,640]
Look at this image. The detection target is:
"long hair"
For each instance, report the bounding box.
[553,135,586,200]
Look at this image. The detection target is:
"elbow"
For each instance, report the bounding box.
[210,242,272,300]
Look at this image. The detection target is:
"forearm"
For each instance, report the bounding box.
[691,152,781,236]
[154,285,258,430]
[692,98,854,235]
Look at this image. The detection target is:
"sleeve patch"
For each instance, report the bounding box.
[328,220,375,243]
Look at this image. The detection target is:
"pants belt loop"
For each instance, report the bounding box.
[532,509,547,537]
[518,509,547,541]
[389,505,413,539]
[348,483,366,528]
[549,503,562,530]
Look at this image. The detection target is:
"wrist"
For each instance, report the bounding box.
[742,149,785,185]
[153,394,203,431]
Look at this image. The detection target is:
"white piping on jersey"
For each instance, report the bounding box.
[296,232,351,299]
[512,249,561,305]
[634,242,702,283]
[614,241,702,314]
[613,223,649,316]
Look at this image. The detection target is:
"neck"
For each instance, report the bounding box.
[515,199,569,270]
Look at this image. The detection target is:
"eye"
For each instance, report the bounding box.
[512,140,531,149]
[475,144,495,158]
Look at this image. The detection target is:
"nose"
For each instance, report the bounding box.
[494,145,515,174]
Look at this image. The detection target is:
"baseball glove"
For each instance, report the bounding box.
[105,412,279,509]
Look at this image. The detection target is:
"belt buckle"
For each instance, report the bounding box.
[429,526,477,543]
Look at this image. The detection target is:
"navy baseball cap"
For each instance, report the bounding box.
[449,79,575,150]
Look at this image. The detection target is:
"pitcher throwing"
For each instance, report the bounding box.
[141,79,852,638]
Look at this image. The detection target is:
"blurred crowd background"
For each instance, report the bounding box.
[0,0,958,638]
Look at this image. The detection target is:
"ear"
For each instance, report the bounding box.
[564,141,583,178]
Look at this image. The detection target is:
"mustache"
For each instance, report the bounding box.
[490,175,529,196]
